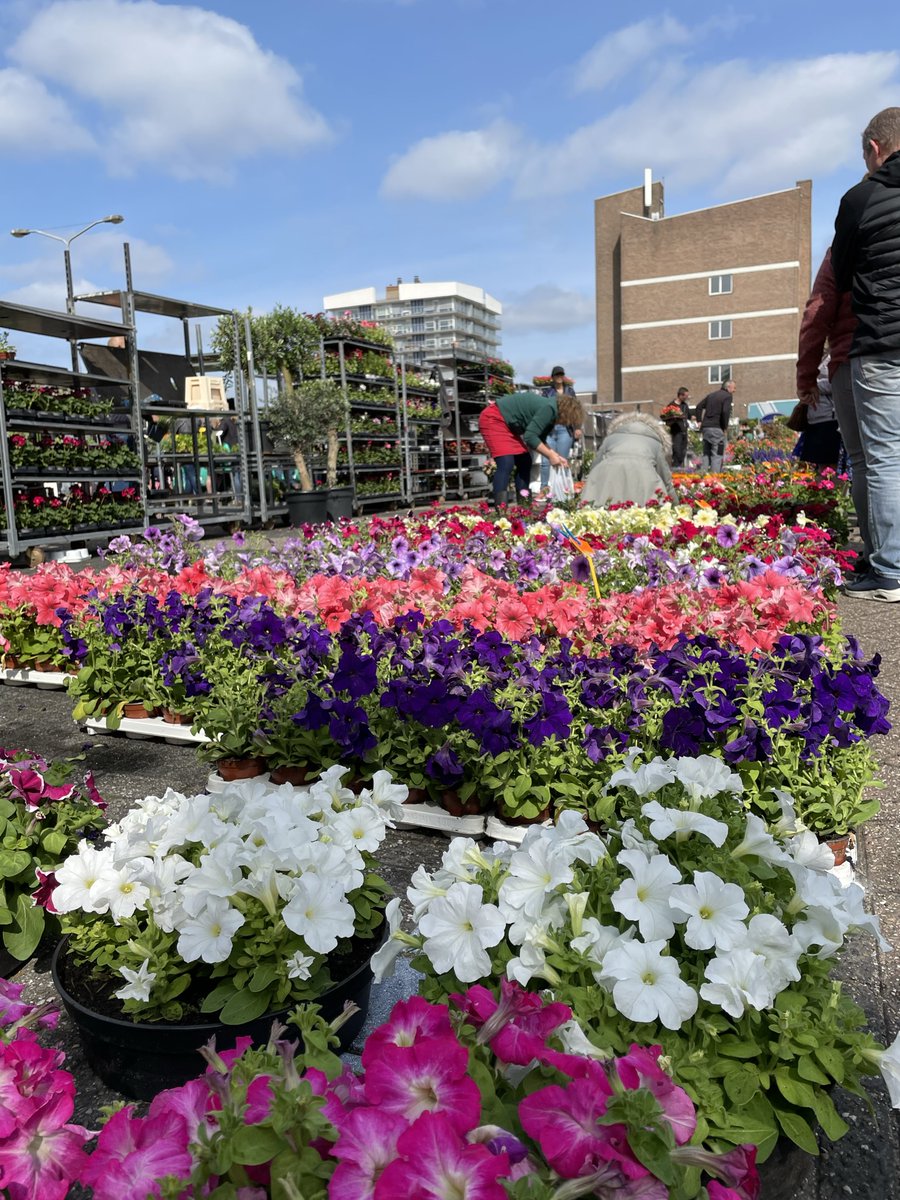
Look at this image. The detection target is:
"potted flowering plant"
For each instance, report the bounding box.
[0,748,106,973]
[48,766,403,1098]
[389,753,900,1162]
[67,986,763,1200]
[0,331,16,360]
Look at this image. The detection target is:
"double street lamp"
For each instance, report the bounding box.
[10,214,125,314]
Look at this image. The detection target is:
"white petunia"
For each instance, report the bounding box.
[571,918,634,984]
[524,810,606,867]
[440,838,491,881]
[498,840,573,923]
[286,950,315,981]
[507,895,566,947]
[53,842,121,914]
[556,1020,610,1060]
[602,939,699,1030]
[669,872,749,951]
[787,830,837,874]
[134,853,192,932]
[371,897,406,983]
[618,818,658,858]
[364,771,408,822]
[407,865,449,919]
[178,849,244,918]
[611,850,682,940]
[293,841,363,891]
[836,882,892,952]
[607,758,677,797]
[418,881,505,982]
[236,865,293,917]
[282,878,356,953]
[101,867,151,921]
[506,939,556,987]
[327,805,387,854]
[770,788,801,835]
[673,755,743,801]
[113,959,156,1003]
[877,1033,900,1108]
[641,801,729,847]
[732,814,789,865]
[700,949,777,1017]
[739,913,801,990]
[309,765,356,810]
[792,906,846,959]
[176,898,245,964]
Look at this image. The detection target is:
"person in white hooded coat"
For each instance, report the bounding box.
[581,412,675,507]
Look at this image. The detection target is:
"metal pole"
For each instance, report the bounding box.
[401,354,412,506]
[64,247,79,371]
[232,311,252,524]
[243,314,267,523]
[122,242,148,522]
[195,323,205,374]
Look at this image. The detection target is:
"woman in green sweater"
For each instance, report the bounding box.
[479,391,584,506]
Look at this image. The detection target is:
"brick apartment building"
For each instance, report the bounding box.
[594,176,812,418]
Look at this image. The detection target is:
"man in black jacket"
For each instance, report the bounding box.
[832,106,900,602]
[694,380,734,473]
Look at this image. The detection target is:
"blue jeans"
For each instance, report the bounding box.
[832,361,871,559]
[851,354,900,578]
[493,451,533,506]
[701,427,726,473]
[540,425,574,488]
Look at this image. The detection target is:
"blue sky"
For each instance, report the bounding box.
[1,0,897,390]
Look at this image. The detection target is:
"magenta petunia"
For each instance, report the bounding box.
[615,1044,697,1145]
[362,995,454,1068]
[374,1111,510,1200]
[330,1106,408,1200]
[77,1106,193,1199]
[451,980,572,1066]
[0,1089,91,1200]
[363,1039,481,1135]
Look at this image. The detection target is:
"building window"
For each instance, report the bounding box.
[709,274,733,295]
[357,305,373,320]
[708,364,732,384]
[411,317,424,332]
[410,298,424,313]
[709,319,732,340]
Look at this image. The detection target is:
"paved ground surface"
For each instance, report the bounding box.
[1,586,898,1198]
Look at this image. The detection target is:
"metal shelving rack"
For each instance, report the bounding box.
[0,301,144,557]
[75,251,250,530]
[323,335,405,511]
[427,351,496,501]
[399,357,445,507]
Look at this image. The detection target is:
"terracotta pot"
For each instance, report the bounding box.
[3,654,20,669]
[823,834,851,867]
[269,764,310,786]
[216,756,267,782]
[122,702,152,720]
[405,786,428,805]
[440,789,482,817]
[33,660,60,673]
[162,709,193,726]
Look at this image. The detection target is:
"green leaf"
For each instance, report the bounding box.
[230,1123,287,1166]
[774,1068,818,1110]
[724,1067,759,1106]
[249,962,279,993]
[811,1090,850,1142]
[797,1056,830,1086]
[718,1038,762,1059]
[774,1107,819,1155]
[41,831,69,857]
[219,987,273,1024]
[0,848,33,879]
[2,893,44,960]
[200,980,238,1013]
[629,1129,676,1185]
[813,1047,845,1084]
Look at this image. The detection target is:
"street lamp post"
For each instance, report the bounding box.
[10,215,125,368]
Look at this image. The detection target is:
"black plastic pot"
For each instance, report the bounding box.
[52,931,383,1100]
[326,486,355,522]
[286,490,328,526]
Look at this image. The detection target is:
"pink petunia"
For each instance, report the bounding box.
[362,996,454,1068]
[77,1106,193,1199]
[363,1039,481,1135]
[614,1044,696,1146]
[330,1106,408,1200]
[0,1089,91,1200]
[374,1111,510,1200]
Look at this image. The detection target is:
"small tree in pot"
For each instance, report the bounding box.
[265,378,349,492]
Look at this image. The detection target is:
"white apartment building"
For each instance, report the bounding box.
[323,278,502,366]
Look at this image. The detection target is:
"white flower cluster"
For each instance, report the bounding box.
[401,755,889,1036]
[53,767,405,1002]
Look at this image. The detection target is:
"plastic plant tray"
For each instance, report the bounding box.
[1,666,69,689]
[84,715,210,745]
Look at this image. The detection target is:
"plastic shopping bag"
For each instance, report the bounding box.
[548,464,575,503]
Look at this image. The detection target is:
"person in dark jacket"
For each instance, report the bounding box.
[479,390,585,506]
[661,387,691,468]
[832,106,900,601]
[694,381,734,472]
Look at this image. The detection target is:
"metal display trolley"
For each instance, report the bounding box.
[0,300,145,558]
[427,352,496,501]
[399,357,445,507]
[74,253,250,531]
[323,334,405,512]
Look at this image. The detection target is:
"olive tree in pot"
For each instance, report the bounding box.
[265,379,350,525]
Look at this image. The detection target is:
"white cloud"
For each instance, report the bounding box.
[0,67,94,154]
[504,285,594,333]
[381,118,523,200]
[10,0,331,182]
[572,16,691,92]
[517,51,900,199]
